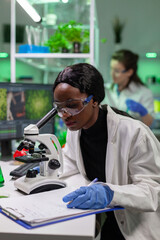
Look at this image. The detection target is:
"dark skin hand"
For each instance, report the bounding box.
[53,83,99,131]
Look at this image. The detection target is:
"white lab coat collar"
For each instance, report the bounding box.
[75,130,87,179]
[104,105,120,182]
[71,105,120,181]
[106,105,120,144]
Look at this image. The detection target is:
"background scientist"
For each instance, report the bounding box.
[102,49,154,127]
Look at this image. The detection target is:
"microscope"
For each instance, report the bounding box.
[14,107,66,194]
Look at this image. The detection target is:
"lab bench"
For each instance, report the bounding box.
[0,160,96,240]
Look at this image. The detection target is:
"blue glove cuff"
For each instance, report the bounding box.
[63,184,114,209]
[103,185,114,205]
[126,99,148,117]
[139,107,148,117]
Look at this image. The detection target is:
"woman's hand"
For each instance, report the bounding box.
[63,184,114,209]
[126,99,148,116]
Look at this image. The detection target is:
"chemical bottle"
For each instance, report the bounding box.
[0,166,4,186]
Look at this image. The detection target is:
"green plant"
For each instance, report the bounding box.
[58,20,83,43]
[81,29,90,53]
[44,31,71,53]
[112,16,125,43]
[100,38,107,43]
[45,20,90,53]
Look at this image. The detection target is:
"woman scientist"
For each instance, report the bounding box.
[53,63,160,240]
[102,49,154,127]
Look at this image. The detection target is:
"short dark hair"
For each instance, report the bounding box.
[53,63,105,104]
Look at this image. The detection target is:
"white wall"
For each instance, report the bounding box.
[96,0,160,82]
[0,0,37,53]
[0,0,43,83]
[0,0,11,53]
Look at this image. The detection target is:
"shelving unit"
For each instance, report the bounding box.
[10,0,97,83]
[15,53,91,59]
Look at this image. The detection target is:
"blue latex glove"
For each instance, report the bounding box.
[126,99,148,116]
[33,166,40,173]
[63,184,114,209]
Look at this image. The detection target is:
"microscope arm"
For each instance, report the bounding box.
[16,106,57,150]
[36,107,57,129]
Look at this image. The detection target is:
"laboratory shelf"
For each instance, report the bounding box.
[15,53,91,59]
[11,0,97,83]
[17,58,70,73]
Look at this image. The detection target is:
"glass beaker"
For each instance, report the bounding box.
[0,166,4,186]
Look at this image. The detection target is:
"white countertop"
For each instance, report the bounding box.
[0,160,96,240]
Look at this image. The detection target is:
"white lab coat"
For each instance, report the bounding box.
[102,82,155,120]
[61,105,160,240]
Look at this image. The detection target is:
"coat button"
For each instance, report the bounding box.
[120,221,124,224]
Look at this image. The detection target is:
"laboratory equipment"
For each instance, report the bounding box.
[0,166,4,186]
[10,162,39,178]
[14,107,66,194]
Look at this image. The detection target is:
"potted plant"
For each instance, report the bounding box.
[44,31,71,53]
[45,20,90,53]
[112,16,125,44]
[58,20,89,53]
[81,29,90,53]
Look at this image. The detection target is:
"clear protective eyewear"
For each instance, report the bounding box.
[53,95,93,117]
[110,68,127,77]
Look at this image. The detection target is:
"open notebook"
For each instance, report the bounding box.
[0,186,123,229]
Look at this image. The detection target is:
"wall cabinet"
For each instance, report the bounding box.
[11,0,97,84]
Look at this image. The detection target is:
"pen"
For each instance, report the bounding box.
[88,178,98,186]
[67,178,98,205]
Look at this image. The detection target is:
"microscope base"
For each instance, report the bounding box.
[14,175,67,194]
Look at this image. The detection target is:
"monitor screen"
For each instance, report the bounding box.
[0,82,54,156]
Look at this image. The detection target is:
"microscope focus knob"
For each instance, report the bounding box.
[48,159,61,170]
[26,169,38,178]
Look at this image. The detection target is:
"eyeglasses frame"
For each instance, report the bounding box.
[54,95,93,117]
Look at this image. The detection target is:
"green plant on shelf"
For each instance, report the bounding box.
[82,29,90,53]
[59,20,90,53]
[45,20,90,53]
[44,31,71,53]
[58,20,83,43]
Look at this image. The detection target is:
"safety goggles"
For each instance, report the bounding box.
[110,68,127,77]
[53,95,93,117]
